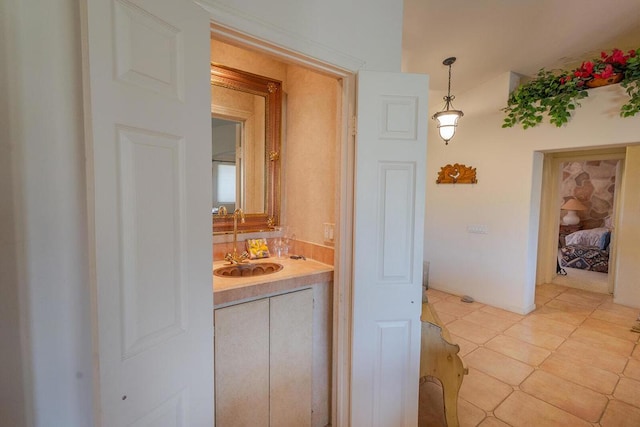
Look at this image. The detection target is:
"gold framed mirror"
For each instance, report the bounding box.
[211,63,281,234]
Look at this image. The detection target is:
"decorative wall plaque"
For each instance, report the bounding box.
[436,163,477,184]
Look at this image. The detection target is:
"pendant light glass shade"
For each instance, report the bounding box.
[433,110,463,143]
[432,57,463,145]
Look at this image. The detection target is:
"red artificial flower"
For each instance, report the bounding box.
[601,48,629,67]
[553,48,632,91]
[611,49,627,65]
[594,63,614,79]
[574,61,594,78]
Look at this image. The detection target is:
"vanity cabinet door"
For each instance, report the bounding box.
[270,289,313,427]
[214,299,270,427]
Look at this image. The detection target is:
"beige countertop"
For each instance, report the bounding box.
[213,257,334,307]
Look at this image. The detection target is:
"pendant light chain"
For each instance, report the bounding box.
[445,61,455,107]
[432,56,464,144]
[447,62,452,101]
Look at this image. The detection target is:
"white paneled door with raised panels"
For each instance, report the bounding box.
[352,70,428,426]
[81,0,213,425]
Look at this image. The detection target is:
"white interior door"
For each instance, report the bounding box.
[81,0,213,425]
[351,71,428,426]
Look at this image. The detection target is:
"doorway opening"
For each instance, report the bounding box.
[536,148,625,296]
[210,30,355,427]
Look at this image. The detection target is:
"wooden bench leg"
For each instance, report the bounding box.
[443,387,460,427]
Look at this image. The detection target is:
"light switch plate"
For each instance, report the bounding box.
[323,223,335,243]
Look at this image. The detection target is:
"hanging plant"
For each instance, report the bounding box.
[621,51,640,117]
[502,48,640,129]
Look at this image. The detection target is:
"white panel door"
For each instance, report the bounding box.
[81,0,212,425]
[351,71,428,426]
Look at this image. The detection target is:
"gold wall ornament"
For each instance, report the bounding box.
[436,163,477,184]
[269,151,280,161]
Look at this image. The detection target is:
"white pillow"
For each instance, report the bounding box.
[565,228,609,247]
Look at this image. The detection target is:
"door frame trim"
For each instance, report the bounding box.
[536,147,626,294]
[207,17,360,427]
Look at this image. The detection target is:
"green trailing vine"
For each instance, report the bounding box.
[621,53,640,118]
[502,48,640,129]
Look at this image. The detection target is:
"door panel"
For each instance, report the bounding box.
[81,0,212,425]
[113,0,184,100]
[214,300,270,427]
[378,162,416,282]
[351,70,428,426]
[118,126,187,359]
[270,289,313,427]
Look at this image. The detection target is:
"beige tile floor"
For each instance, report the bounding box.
[420,283,640,427]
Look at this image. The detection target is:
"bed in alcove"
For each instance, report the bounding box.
[560,227,612,273]
[557,159,618,278]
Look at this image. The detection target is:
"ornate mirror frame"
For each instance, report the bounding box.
[211,63,282,234]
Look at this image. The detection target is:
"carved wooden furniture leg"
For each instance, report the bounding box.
[420,303,468,427]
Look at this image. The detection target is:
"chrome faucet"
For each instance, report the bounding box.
[224,208,249,264]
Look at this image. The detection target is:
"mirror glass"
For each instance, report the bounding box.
[212,117,240,213]
[211,64,281,234]
[211,88,266,214]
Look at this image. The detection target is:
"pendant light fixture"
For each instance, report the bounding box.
[432,57,463,145]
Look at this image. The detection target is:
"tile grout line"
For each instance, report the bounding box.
[426,285,640,425]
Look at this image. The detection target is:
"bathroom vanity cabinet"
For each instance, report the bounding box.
[214,288,313,427]
[213,258,333,427]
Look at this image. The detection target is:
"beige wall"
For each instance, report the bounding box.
[211,39,287,85]
[210,0,404,72]
[424,73,640,313]
[2,0,94,425]
[615,146,640,305]
[283,64,339,246]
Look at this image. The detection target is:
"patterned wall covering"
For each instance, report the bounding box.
[560,160,619,229]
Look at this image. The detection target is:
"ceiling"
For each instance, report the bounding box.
[402,0,640,94]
